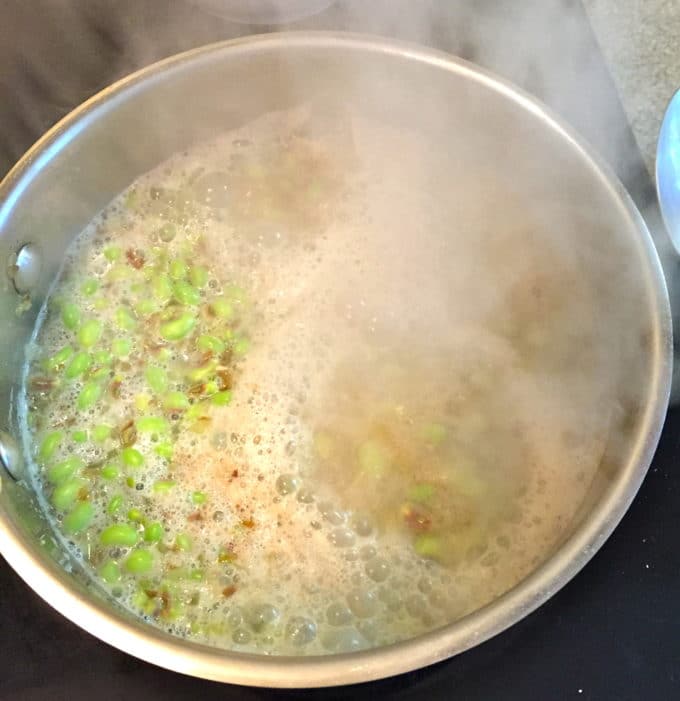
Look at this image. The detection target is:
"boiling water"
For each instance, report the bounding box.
[22,104,616,654]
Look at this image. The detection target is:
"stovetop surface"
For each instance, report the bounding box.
[1,2,679,699]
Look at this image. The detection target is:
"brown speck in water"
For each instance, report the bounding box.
[222,585,237,598]
[125,248,145,269]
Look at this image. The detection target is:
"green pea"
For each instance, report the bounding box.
[189,266,209,289]
[39,431,63,461]
[104,246,122,262]
[126,476,135,488]
[71,429,88,444]
[121,447,144,468]
[44,345,73,372]
[408,483,435,504]
[169,259,187,280]
[47,456,84,485]
[127,508,144,522]
[101,464,120,480]
[210,299,234,320]
[211,390,233,407]
[160,312,196,341]
[153,480,176,494]
[77,380,104,410]
[106,495,124,515]
[232,336,250,356]
[154,443,173,460]
[144,522,164,543]
[144,366,168,394]
[124,548,153,574]
[81,278,99,297]
[115,307,137,331]
[152,274,173,303]
[100,522,139,547]
[51,478,86,512]
[414,533,442,560]
[65,352,92,379]
[162,391,190,412]
[99,559,122,584]
[196,335,225,354]
[92,425,112,443]
[93,349,113,366]
[204,380,219,395]
[174,533,192,552]
[135,299,157,316]
[173,280,201,306]
[61,303,81,330]
[111,338,132,357]
[62,501,94,534]
[191,491,207,505]
[158,223,176,242]
[137,416,169,434]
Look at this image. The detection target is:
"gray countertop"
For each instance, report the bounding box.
[584,0,680,175]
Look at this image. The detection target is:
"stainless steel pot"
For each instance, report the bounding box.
[0,33,672,687]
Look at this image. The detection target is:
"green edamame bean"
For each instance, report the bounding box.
[191,491,207,505]
[121,447,144,468]
[81,278,99,297]
[99,559,122,584]
[78,319,103,348]
[115,307,137,331]
[93,349,113,366]
[65,352,92,379]
[100,522,139,547]
[103,246,122,262]
[144,522,164,543]
[62,501,94,534]
[174,533,192,552]
[169,259,187,280]
[111,338,132,357]
[211,390,232,407]
[71,430,88,444]
[106,495,123,515]
[92,425,112,442]
[101,464,119,480]
[44,345,73,372]
[61,303,81,330]
[51,478,86,512]
[124,548,153,574]
[196,335,225,354]
[152,274,173,303]
[39,431,63,461]
[173,280,201,306]
[159,312,196,341]
[77,381,104,410]
[137,416,169,433]
[209,299,234,320]
[47,456,84,485]
[152,480,176,494]
[154,443,173,460]
[189,266,209,288]
[144,366,168,394]
[162,391,190,411]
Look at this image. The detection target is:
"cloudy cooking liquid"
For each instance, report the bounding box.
[21,104,613,654]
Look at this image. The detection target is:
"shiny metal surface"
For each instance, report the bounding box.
[657,88,680,254]
[0,33,672,687]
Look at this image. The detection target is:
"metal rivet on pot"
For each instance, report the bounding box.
[8,243,42,295]
[0,431,23,481]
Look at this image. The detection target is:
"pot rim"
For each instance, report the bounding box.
[0,31,672,688]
